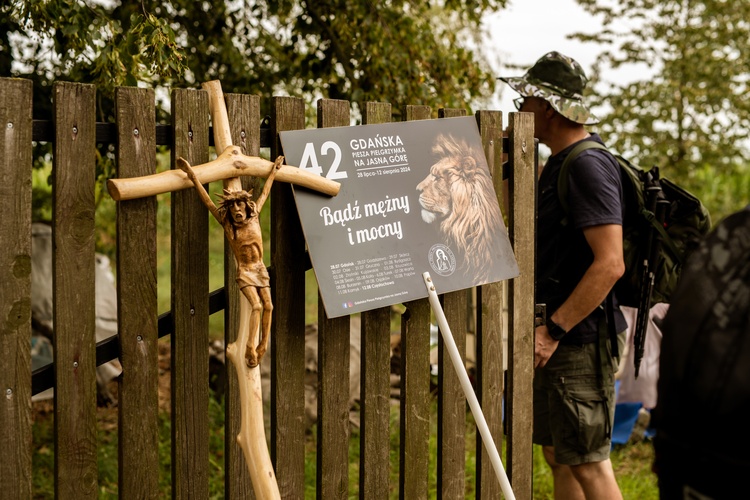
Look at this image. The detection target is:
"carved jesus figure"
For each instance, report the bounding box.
[177,156,283,368]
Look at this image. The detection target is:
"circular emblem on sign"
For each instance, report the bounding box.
[428,244,456,277]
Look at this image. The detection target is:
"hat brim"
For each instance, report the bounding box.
[498,76,599,126]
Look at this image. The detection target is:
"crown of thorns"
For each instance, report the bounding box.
[218,188,254,209]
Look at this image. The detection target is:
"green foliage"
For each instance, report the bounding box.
[4,1,187,96]
[3,0,506,120]
[683,160,750,224]
[260,0,504,118]
[31,162,52,222]
[572,0,750,183]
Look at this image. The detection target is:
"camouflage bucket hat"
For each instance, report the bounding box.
[498,51,599,125]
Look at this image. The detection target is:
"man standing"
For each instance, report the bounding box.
[500,52,626,499]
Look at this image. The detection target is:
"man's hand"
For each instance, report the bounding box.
[534,325,559,368]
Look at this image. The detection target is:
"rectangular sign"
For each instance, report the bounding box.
[280,116,519,318]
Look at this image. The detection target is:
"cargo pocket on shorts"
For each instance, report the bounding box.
[557,375,611,454]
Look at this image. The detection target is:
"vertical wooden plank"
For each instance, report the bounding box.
[399,103,432,500]
[315,99,351,500]
[171,88,210,499]
[399,299,432,500]
[362,101,392,125]
[506,112,536,498]
[437,288,468,499]
[435,107,468,499]
[52,81,98,499]
[115,86,160,499]
[269,96,307,499]
[474,110,506,500]
[224,92,261,500]
[438,108,465,117]
[403,105,432,122]
[0,77,33,499]
[359,101,393,500]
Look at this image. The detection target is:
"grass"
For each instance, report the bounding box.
[532,442,658,499]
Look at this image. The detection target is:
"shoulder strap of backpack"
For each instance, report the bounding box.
[557,140,609,219]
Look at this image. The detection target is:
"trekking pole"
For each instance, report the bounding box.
[422,272,515,500]
[633,167,668,378]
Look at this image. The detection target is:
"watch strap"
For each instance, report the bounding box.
[546,317,567,340]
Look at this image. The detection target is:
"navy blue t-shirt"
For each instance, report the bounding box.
[536,134,627,344]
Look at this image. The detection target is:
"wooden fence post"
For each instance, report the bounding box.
[436,107,469,499]
[316,99,352,500]
[171,88,211,499]
[52,81,98,499]
[399,104,433,500]
[0,76,34,500]
[475,109,507,500]
[269,96,307,498]
[115,86,160,498]
[506,111,537,499]
[359,101,394,500]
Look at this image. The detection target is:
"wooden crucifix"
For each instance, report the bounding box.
[109,81,340,499]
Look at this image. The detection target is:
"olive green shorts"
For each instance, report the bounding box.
[532,333,623,466]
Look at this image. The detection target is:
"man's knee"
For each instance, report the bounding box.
[569,459,610,484]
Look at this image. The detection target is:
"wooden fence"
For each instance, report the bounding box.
[0,77,537,499]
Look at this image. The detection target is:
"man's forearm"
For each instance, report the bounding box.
[549,223,624,332]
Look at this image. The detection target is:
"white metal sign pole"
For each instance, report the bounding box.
[422,272,516,500]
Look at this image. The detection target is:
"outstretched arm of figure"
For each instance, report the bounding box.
[255,156,284,212]
[176,157,222,222]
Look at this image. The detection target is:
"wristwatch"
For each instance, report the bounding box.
[546,317,567,341]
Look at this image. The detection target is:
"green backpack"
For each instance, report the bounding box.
[559,141,711,317]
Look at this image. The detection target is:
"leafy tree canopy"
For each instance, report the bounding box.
[572,0,750,179]
[2,0,507,120]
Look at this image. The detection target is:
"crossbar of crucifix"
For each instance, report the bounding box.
[107,92,340,202]
[109,80,340,500]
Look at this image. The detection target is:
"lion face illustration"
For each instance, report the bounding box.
[416,156,455,224]
[416,134,511,283]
